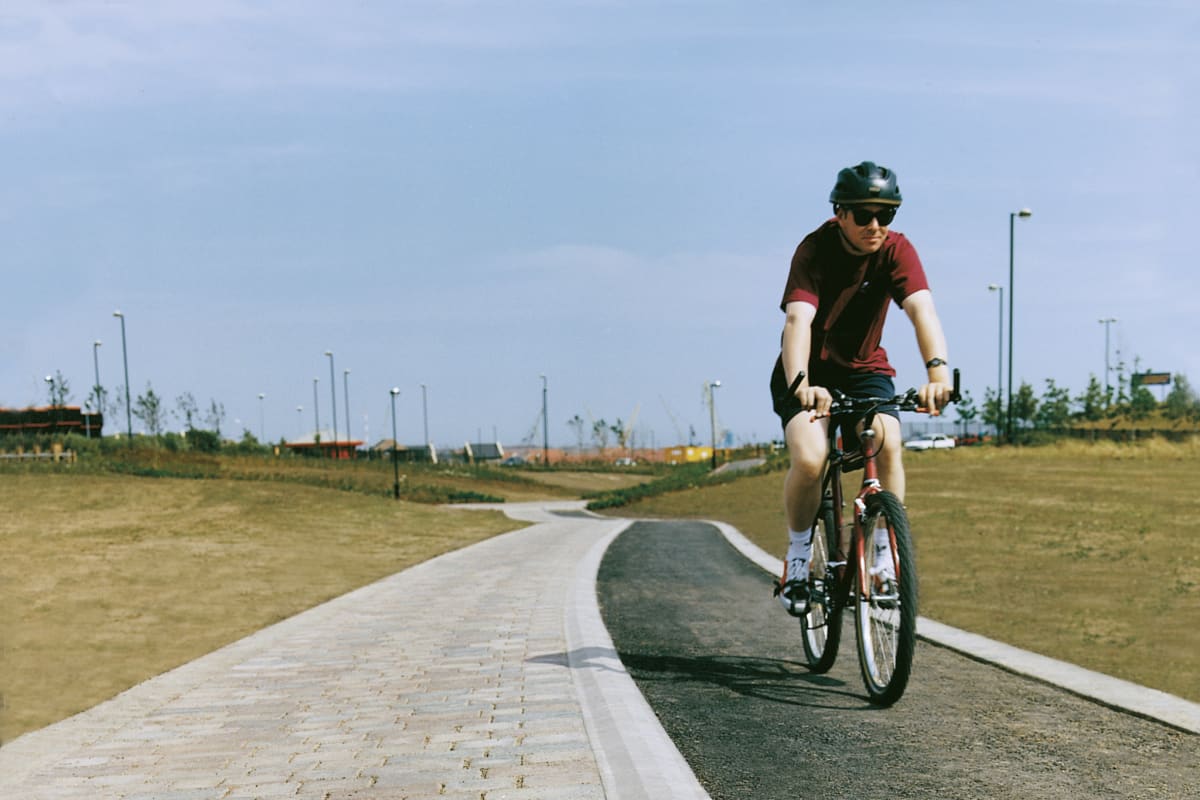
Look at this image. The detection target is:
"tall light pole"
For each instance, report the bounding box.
[92,339,103,438]
[296,406,303,440]
[312,378,320,448]
[987,284,1003,436]
[343,368,352,453]
[708,380,721,469]
[1006,208,1032,443]
[113,310,132,445]
[539,374,549,466]
[324,351,338,458]
[1099,317,1118,405]
[420,383,430,450]
[258,393,266,443]
[389,387,401,499]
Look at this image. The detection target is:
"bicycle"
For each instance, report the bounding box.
[783,369,960,706]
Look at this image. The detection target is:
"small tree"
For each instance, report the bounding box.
[175,392,199,431]
[205,399,226,437]
[1075,375,1105,422]
[591,418,610,451]
[981,387,1003,434]
[45,370,71,408]
[1128,384,1158,422]
[1034,379,1073,430]
[1164,374,1198,423]
[954,390,978,436]
[134,383,168,437]
[566,415,586,453]
[1012,381,1038,434]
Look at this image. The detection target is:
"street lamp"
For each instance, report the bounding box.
[343,368,352,454]
[1006,209,1032,443]
[389,387,401,499]
[987,284,1003,436]
[539,374,549,466]
[324,351,338,458]
[1099,317,1118,405]
[258,393,266,443]
[296,405,303,440]
[113,310,132,445]
[312,378,321,449]
[420,383,430,449]
[708,380,721,469]
[92,339,102,438]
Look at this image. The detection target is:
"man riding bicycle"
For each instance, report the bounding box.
[771,161,954,614]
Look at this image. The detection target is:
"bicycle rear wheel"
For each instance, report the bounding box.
[801,500,843,672]
[854,490,917,706]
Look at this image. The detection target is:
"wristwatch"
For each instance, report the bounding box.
[925,357,948,369]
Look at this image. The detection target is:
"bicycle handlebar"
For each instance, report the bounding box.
[810,368,962,420]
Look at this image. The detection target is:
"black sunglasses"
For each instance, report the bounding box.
[844,206,898,226]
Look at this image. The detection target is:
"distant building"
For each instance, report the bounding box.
[283,431,363,459]
[370,439,438,463]
[0,406,103,438]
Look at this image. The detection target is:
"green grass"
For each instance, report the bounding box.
[596,439,1200,704]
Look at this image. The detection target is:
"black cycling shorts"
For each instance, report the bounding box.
[770,355,899,431]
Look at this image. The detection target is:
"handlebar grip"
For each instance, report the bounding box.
[951,368,961,403]
[787,370,806,398]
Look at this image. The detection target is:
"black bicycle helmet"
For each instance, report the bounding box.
[829,161,902,206]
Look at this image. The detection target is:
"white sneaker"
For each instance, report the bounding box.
[776,548,811,616]
[869,529,895,583]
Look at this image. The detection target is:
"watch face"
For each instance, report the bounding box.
[926,358,946,368]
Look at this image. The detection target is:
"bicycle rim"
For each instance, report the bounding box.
[802,503,843,672]
[855,491,917,706]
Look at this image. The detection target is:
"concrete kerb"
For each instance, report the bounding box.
[709,518,1200,735]
[477,501,712,800]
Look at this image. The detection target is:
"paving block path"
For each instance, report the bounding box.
[0,502,705,799]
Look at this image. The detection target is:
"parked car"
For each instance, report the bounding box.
[903,433,956,451]
[613,457,637,467]
[500,455,527,466]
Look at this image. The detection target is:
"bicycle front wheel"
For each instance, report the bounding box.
[802,500,843,673]
[854,490,917,706]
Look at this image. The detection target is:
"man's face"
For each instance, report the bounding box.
[835,204,896,255]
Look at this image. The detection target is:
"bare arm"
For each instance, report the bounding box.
[901,289,953,409]
[781,300,832,414]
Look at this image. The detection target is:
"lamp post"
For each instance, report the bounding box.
[1006,209,1032,443]
[1099,317,1118,405]
[113,310,132,445]
[420,383,429,448]
[389,387,401,499]
[708,380,721,469]
[258,393,265,443]
[92,339,102,438]
[296,406,303,440]
[312,378,320,449]
[324,351,338,458]
[539,374,549,466]
[987,284,1003,436]
[343,368,352,454]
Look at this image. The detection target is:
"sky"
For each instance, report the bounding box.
[3,0,1198,449]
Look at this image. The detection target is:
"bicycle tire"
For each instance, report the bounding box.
[854,490,918,706]
[801,500,843,672]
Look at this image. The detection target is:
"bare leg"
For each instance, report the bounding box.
[783,411,830,531]
[874,414,905,502]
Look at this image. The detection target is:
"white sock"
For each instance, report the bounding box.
[873,525,890,552]
[786,527,813,572]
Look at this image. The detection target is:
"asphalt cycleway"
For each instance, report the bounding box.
[597,519,1200,800]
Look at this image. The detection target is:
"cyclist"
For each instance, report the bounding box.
[771,161,954,614]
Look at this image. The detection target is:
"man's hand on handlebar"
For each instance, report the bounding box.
[794,384,833,416]
[918,381,954,413]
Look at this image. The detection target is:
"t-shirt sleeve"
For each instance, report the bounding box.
[889,234,930,305]
[780,241,819,310]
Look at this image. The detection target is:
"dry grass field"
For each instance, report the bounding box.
[0,473,524,743]
[602,439,1200,704]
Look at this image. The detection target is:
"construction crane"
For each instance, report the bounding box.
[658,395,685,445]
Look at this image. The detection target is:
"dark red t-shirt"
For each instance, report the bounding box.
[780,219,929,377]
